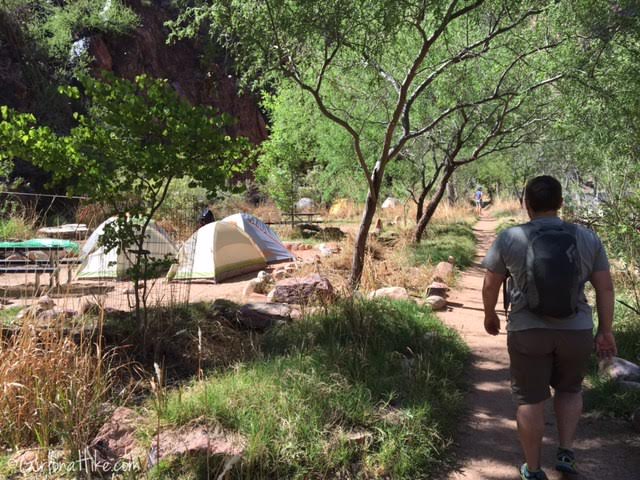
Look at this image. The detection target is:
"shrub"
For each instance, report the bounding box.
[150,300,469,479]
[585,300,640,417]
[0,320,118,453]
[409,221,476,269]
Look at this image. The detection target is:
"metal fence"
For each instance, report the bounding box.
[0,191,200,313]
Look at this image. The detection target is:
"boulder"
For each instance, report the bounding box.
[374,218,383,235]
[237,302,292,329]
[149,425,245,466]
[27,250,49,261]
[425,282,450,298]
[273,269,287,280]
[10,449,64,472]
[269,274,335,304]
[321,227,346,240]
[6,253,26,261]
[242,279,259,297]
[89,407,147,470]
[431,261,455,284]
[368,287,410,302]
[37,295,55,310]
[599,357,640,382]
[36,308,76,323]
[257,271,273,283]
[632,408,640,433]
[79,297,103,315]
[318,242,340,257]
[425,295,447,310]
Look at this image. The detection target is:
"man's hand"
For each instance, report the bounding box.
[482,270,505,336]
[595,330,617,359]
[484,311,501,336]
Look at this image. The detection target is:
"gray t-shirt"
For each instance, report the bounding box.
[482,216,609,331]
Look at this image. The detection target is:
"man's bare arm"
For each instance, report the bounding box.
[483,270,506,335]
[590,270,617,358]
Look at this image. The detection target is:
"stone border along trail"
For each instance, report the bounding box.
[437,214,639,480]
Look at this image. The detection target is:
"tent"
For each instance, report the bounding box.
[381,197,401,209]
[295,197,316,212]
[329,198,356,218]
[167,221,267,282]
[77,217,177,279]
[222,213,294,264]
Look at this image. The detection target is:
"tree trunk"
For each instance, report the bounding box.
[415,188,429,223]
[415,164,443,223]
[414,167,455,243]
[349,165,384,289]
[447,178,456,204]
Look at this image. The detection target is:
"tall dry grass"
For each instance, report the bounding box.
[298,230,433,296]
[0,316,119,455]
[490,197,525,219]
[432,202,477,225]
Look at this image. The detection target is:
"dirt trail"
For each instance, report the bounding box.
[438,215,639,480]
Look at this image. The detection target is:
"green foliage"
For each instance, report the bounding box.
[0,216,35,241]
[409,222,476,269]
[171,1,563,281]
[1,73,245,215]
[586,301,640,417]
[257,87,366,211]
[0,74,246,328]
[2,0,138,63]
[0,306,22,327]
[152,300,469,479]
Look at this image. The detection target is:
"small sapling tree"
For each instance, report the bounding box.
[0,74,246,346]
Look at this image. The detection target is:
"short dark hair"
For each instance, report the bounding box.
[525,175,563,212]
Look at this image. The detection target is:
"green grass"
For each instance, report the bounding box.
[495,217,522,235]
[0,217,35,241]
[409,221,476,269]
[585,300,640,417]
[492,209,521,219]
[0,306,21,327]
[148,300,469,479]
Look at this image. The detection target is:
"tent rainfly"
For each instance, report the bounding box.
[167,221,267,282]
[381,197,401,209]
[77,217,177,279]
[295,197,316,212]
[222,213,294,264]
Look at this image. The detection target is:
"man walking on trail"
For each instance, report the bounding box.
[481,175,617,480]
[474,187,484,215]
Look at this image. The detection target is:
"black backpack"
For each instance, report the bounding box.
[522,222,581,318]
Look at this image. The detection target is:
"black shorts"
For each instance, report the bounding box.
[507,329,593,405]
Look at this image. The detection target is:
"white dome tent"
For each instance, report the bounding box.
[77,217,177,280]
[222,213,294,264]
[381,197,401,209]
[295,197,316,212]
[167,221,267,282]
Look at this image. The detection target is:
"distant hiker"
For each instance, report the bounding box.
[474,187,483,214]
[198,207,215,228]
[481,175,616,480]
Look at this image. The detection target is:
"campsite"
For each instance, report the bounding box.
[1,1,640,479]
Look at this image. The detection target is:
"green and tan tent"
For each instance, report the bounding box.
[167,221,267,282]
[77,217,177,280]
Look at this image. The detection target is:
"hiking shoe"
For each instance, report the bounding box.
[520,463,548,480]
[555,447,578,475]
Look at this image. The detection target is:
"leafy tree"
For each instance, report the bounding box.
[2,0,139,64]
[171,0,565,286]
[0,74,245,342]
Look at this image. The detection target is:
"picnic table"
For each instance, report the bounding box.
[0,238,81,289]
